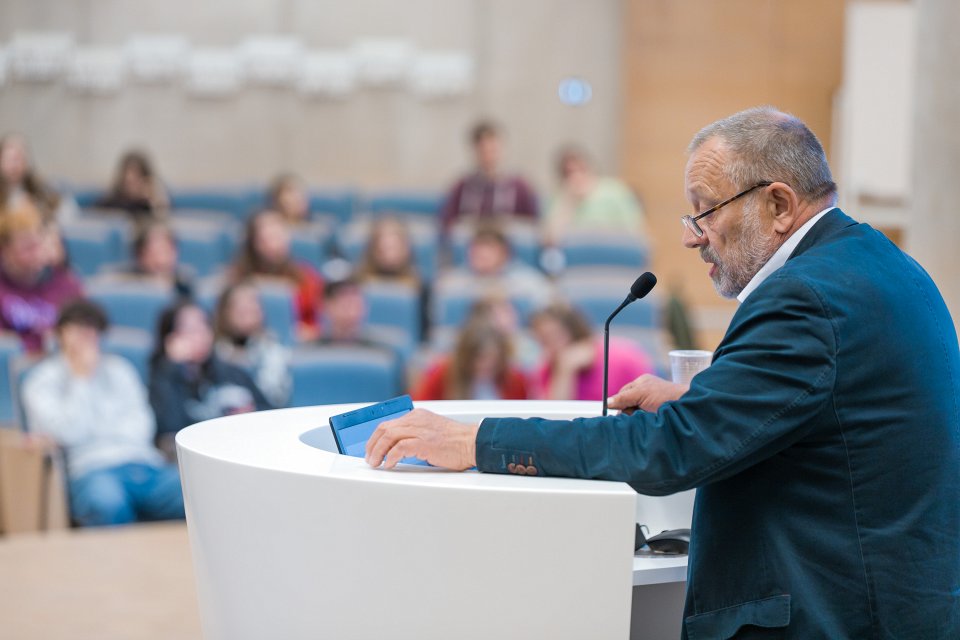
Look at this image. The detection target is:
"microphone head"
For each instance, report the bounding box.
[629,272,657,300]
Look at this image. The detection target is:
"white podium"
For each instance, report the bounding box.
[177,400,693,640]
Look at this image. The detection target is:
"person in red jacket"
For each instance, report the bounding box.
[412,318,527,401]
[231,209,324,341]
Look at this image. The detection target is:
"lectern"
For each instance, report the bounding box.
[177,400,692,640]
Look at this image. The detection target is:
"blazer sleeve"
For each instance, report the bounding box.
[475,275,838,495]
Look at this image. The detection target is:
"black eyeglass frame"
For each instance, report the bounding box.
[681,181,773,238]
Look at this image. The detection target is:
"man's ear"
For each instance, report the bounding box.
[767,182,800,234]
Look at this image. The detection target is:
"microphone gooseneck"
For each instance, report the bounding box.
[602,272,657,416]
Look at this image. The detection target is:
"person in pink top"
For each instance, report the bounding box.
[528,303,654,401]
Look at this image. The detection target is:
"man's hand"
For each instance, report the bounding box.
[365,408,479,471]
[607,374,688,414]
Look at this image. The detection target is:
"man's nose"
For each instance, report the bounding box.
[681,222,705,249]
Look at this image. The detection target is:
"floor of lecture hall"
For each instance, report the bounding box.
[0,522,201,639]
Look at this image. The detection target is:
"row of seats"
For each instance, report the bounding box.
[70,187,444,225]
[64,210,652,282]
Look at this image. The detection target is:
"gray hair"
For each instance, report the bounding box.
[689,106,837,203]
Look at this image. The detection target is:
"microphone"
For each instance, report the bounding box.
[602,272,657,416]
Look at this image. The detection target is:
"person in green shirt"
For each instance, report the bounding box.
[543,146,648,246]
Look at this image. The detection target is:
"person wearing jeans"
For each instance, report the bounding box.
[22,299,184,526]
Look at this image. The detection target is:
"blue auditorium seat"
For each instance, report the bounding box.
[0,335,23,426]
[169,217,238,277]
[170,189,250,220]
[363,282,421,345]
[309,191,357,224]
[560,234,650,270]
[289,221,333,272]
[287,346,401,407]
[87,279,175,333]
[365,191,443,219]
[61,220,127,277]
[101,326,154,384]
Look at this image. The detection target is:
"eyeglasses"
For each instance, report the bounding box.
[681,181,772,238]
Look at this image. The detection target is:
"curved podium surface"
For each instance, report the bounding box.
[177,400,692,640]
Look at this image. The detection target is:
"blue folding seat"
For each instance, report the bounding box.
[287,346,401,408]
[87,280,175,333]
[0,335,23,425]
[169,190,248,220]
[363,283,421,345]
[365,191,442,219]
[61,220,127,277]
[168,217,238,277]
[560,234,650,270]
[101,326,154,384]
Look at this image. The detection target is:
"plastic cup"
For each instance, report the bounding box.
[669,350,713,385]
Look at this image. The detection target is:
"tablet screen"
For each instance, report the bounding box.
[329,395,431,466]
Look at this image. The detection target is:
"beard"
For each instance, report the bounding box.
[700,202,781,299]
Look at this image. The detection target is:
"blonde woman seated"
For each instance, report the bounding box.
[411,318,528,401]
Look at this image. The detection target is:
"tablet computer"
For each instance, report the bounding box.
[328,395,431,466]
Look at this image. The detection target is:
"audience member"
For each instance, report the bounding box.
[355,216,421,289]
[214,281,292,408]
[110,221,194,297]
[434,223,552,310]
[231,209,324,341]
[543,146,647,245]
[95,149,169,219]
[268,173,311,225]
[354,216,429,338]
[22,300,185,527]
[149,300,271,457]
[0,203,83,353]
[0,133,79,222]
[412,318,527,401]
[528,303,654,401]
[439,120,539,233]
[464,294,540,372]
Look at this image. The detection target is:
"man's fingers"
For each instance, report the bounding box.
[365,417,415,467]
[382,439,421,470]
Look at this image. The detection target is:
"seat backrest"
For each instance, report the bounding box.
[0,335,23,426]
[287,346,401,408]
[362,282,421,345]
[86,279,176,333]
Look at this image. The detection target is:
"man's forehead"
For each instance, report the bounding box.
[685,137,731,195]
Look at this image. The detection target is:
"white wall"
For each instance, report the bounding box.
[0,0,623,193]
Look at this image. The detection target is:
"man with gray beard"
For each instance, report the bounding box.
[366,107,960,639]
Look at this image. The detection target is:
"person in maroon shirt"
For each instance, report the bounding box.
[439,120,539,234]
[0,202,83,353]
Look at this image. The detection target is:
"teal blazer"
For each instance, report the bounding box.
[477,210,960,639]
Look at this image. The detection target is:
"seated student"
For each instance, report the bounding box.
[543,146,648,246]
[231,210,324,341]
[354,216,429,339]
[439,120,539,234]
[149,300,271,457]
[22,300,185,527]
[94,149,169,219]
[412,317,527,401]
[354,216,421,290]
[528,303,654,401]
[102,220,194,297]
[0,202,83,353]
[267,173,311,225]
[0,133,79,223]
[214,281,291,408]
[434,223,552,310]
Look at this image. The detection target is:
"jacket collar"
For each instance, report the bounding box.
[788,207,857,261]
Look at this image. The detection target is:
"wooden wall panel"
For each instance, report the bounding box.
[621,0,844,348]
